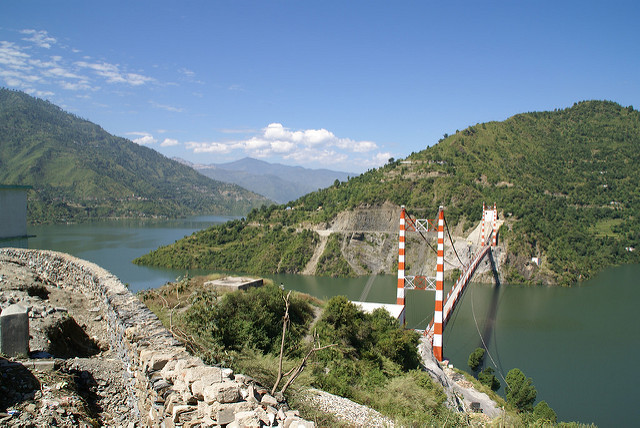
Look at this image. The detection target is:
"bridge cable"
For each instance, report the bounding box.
[404,212,437,255]
[404,210,464,268]
[442,212,468,270]
[470,280,509,388]
[415,314,433,331]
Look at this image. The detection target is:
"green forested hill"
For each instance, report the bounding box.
[135,101,640,285]
[0,89,269,223]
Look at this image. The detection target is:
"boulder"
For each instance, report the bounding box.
[0,304,29,358]
[234,410,261,428]
[203,381,241,404]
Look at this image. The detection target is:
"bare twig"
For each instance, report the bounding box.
[152,290,169,309]
[272,291,291,395]
[280,341,336,394]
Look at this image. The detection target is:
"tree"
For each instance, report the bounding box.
[505,368,537,412]
[467,347,485,372]
[478,367,500,391]
[533,400,557,423]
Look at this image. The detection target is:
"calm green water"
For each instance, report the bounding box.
[25,216,234,290]
[15,218,639,427]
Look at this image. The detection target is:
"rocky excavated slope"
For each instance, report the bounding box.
[305,202,506,283]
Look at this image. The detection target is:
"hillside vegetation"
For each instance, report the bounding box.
[0,89,269,223]
[135,101,640,285]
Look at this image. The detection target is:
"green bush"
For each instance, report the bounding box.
[468,347,485,372]
[311,296,422,400]
[478,366,501,391]
[534,400,558,424]
[183,283,314,357]
[505,368,537,412]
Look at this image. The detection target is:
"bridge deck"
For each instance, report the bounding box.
[425,232,494,340]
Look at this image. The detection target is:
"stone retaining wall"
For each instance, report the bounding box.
[0,248,314,427]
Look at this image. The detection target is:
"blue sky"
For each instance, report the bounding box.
[1,1,638,173]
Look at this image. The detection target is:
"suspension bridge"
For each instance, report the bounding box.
[356,203,502,362]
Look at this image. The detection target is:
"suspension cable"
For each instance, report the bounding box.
[405,210,463,268]
[470,281,508,387]
[404,212,437,255]
[443,212,468,269]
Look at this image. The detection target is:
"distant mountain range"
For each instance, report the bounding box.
[175,157,354,204]
[0,88,269,224]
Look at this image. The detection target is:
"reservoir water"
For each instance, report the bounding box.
[13,217,639,427]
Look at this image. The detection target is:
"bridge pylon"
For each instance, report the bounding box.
[396,206,407,325]
[481,202,498,247]
[433,206,445,361]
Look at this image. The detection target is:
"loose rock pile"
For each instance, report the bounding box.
[0,249,316,427]
[302,389,394,427]
[134,345,313,427]
[0,357,103,427]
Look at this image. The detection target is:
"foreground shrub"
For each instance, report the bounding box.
[183,283,315,357]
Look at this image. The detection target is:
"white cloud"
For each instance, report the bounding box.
[336,138,378,153]
[20,29,56,49]
[179,68,195,77]
[373,152,393,165]
[24,88,55,97]
[59,80,95,91]
[150,101,184,112]
[133,135,156,145]
[0,41,30,69]
[161,138,179,147]
[43,66,82,80]
[127,132,157,145]
[0,68,41,86]
[184,123,389,171]
[258,123,378,152]
[186,141,235,154]
[0,37,100,92]
[263,123,336,147]
[75,60,155,86]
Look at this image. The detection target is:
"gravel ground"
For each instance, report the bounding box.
[302,388,395,427]
[0,257,139,427]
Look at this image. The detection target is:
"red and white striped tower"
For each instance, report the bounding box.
[433,206,445,361]
[481,202,486,246]
[492,203,497,247]
[397,206,406,324]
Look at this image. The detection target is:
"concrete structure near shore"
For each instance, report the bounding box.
[0,185,31,240]
[0,304,29,358]
[351,301,405,322]
[203,276,263,292]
